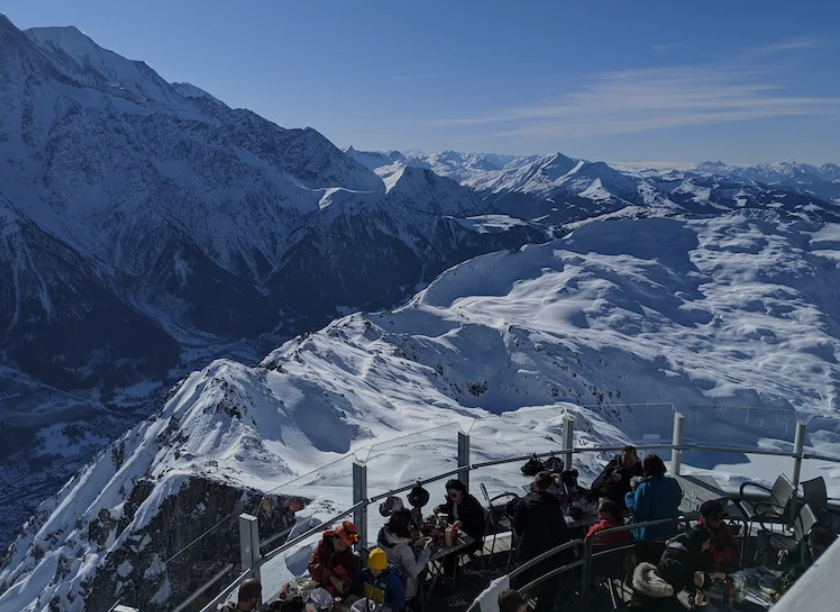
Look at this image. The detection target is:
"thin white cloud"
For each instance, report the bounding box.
[650,42,687,52]
[429,53,840,141]
[750,39,823,54]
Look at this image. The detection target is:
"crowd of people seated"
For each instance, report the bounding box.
[237,445,836,612]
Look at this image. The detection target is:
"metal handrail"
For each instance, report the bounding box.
[681,443,799,458]
[171,563,235,612]
[508,539,585,580]
[367,465,472,503]
[464,541,585,612]
[263,501,365,561]
[580,517,686,609]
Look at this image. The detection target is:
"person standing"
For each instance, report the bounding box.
[512,471,573,612]
[591,446,644,508]
[625,455,683,564]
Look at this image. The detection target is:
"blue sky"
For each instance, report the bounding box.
[5,0,840,163]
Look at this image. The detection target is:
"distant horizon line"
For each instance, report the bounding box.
[341,145,839,169]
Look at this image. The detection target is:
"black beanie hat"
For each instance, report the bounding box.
[700,499,725,518]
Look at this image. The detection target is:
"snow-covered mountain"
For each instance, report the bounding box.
[696,161,840,204]
[0,13,552,549]
[350,147,840,225]
[4,209,840,612]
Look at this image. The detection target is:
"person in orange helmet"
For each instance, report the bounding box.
[308,520,362,596]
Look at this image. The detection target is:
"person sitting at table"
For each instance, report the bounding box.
[585,499,633,546]
[626,454,683,562]
[308,521,362,597]
[377,508,431,601]
[781,525,837,591]
[631,526,711,611]
[433,479,485,583]
[223,577,262,611]
[591,445,644,508]
[657,525,712,593]
[498,588,529,612]
[696,500,739,572]
[354,547,406,612]
[513,471,573,612]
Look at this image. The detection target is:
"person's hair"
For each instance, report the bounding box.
[686,525,712,552]
[809,525,837,549]
[445,479,467,494]
[278,596,305,612]
[599,499,622,519]
[643,454,667,477]
[622,445,638,454]
[238,577,262,602]
[534,471,554,491]
[498,588,528,612]
[388,508,413,538]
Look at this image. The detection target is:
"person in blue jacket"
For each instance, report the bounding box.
[626,454,683,562]
[354,548,406,611]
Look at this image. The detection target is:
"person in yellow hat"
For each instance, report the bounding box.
[353,547,406,611]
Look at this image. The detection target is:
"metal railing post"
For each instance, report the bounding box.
[458,431,471,489]
[353,460,368,550]
[791,421,806,518]
[672,412,685,476]
[238,513,261,582]
[562,414,574,472]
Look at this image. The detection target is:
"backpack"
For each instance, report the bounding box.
[521,454,546,476]
[504,495,521,519]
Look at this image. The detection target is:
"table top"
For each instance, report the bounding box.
[676,568,778,611]
[428,533,475,562]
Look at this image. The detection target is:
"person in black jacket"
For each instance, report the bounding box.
[657,525,711,594]
[591,445,643,508]
[434,479,485,581]
[512,471,573,612]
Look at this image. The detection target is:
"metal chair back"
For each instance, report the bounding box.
[802,477,828,511]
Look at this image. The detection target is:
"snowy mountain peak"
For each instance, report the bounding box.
[24,24,182,108]
[169,81,227,106]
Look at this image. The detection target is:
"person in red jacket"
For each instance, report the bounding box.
[585,499,633,546]
[697,500,739,572]
[308,520,362,597]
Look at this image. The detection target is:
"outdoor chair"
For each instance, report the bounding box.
[738,474,796,532]
[479,483,519,567]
